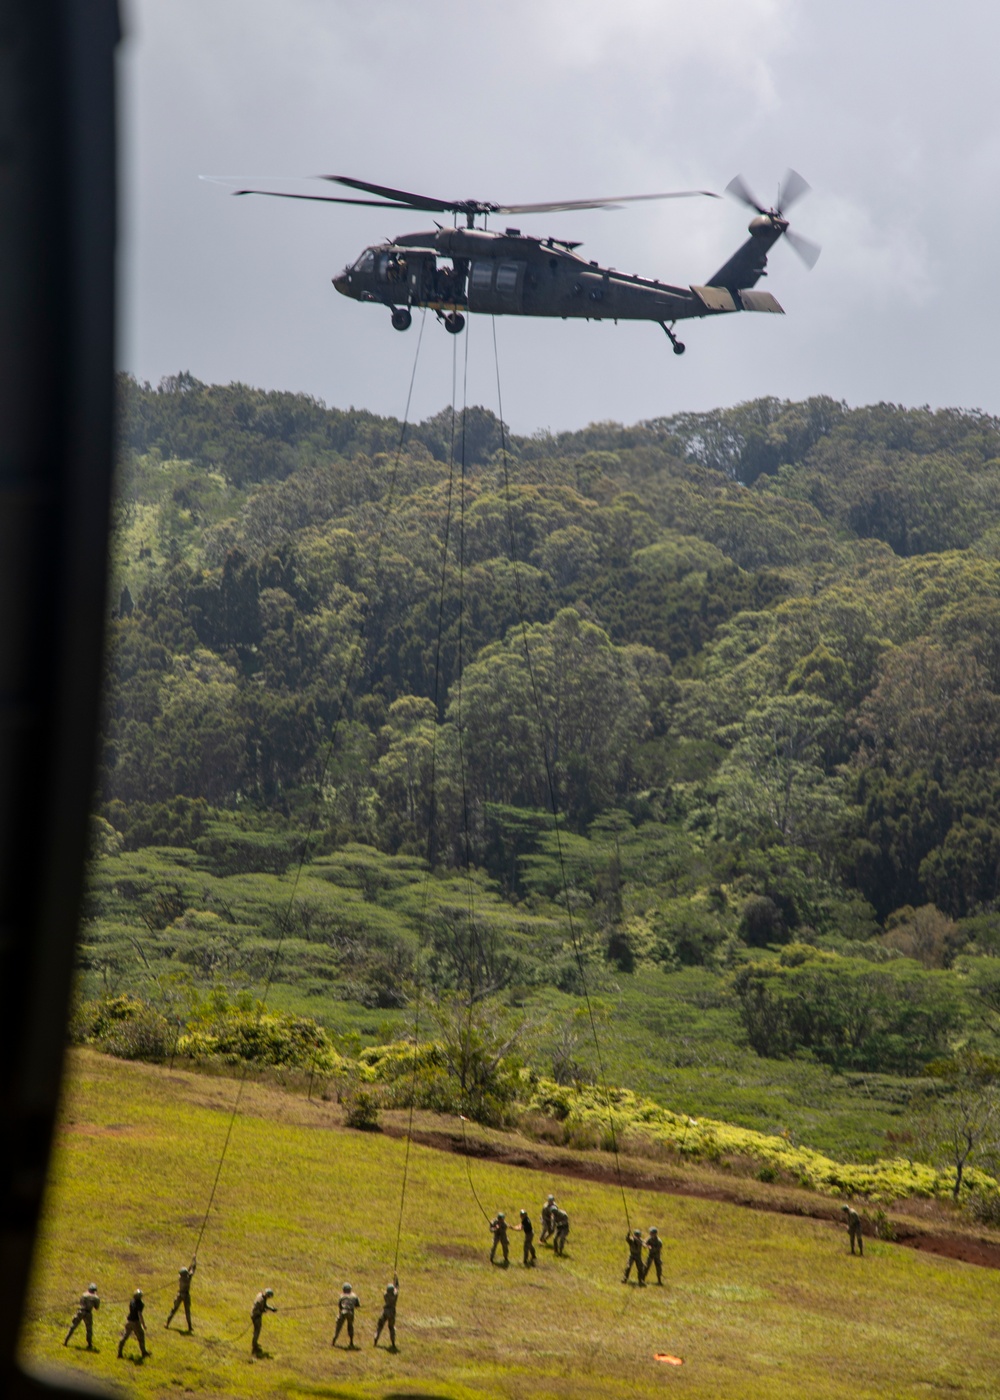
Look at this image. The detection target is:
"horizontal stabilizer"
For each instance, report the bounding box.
[738,290,784,314]
[690,285,783,315]
[690,284,737,312]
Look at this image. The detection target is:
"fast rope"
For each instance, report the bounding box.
[193,310,429,1258]
[459,1115,493,1225]
[490,315,632,1235]
[392,319,466,1273]
[450,323,500,1224]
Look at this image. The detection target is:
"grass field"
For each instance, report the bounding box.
[21,1051,1000,1399]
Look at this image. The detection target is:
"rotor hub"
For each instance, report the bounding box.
[749,213,787,236]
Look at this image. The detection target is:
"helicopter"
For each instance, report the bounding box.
[232,172,820,354]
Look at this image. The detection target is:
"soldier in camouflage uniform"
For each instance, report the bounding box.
[516,1209,537,1266]
[373,1274,398,1350]
[332,1282,361,1348]
[841,1204,864,1255]
[251,1288,276,1355]
[552,1206,570,1256]
[539,1194,557,1244]
[489,1211,509,1265]
[118,1288,150,1359]
[642,1227,663,1285]
[622,1229,645,1284]
[64,1283,100,1349]
[164,1257,197,1332]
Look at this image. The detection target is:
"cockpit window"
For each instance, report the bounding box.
[354,251,375,274]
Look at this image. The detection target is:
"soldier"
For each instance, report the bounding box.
[623,1229,645,1284]
[117,1288,150,1360]
[64,1283,100,1350]
[332,1282,361,1348]
[552,1206,570,1256]
[489,1211,509,1266]
[373,1274,399,1350]
[841,1204,864,1256]
[539,1194,557,1244]
[251,1288,276,1356]
[164,1257,197,1332]
[516,1209,537,1267]
[642,1227,663,1285]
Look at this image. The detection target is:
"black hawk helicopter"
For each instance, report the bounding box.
[232,172,819,354]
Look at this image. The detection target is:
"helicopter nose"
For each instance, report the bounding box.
[332,271,350,296]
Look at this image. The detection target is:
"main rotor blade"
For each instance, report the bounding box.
[785,226,821,269]
[320,176,717,217]
[497,189,719,215]
[319,175,466,213]
[233,188,419,209]
[725,174,767,215]
[777,168,811,214]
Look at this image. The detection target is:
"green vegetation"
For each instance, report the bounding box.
[69,994,996,1204]
[82,379,1000,1189]
[23,1052,1000,1400]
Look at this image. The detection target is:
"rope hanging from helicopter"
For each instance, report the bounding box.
[188,308,430,1259]
[392,319,470,1271]
[392,313,505,1294]
[489,314,633,1237]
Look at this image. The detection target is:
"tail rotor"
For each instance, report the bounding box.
[725,168,821,269]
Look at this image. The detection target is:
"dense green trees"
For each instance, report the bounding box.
[730,945,960,1073]
[91,379,1000,1091]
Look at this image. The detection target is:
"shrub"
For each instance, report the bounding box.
[522,1076,998,1202]
[967,1189,1000,1228]
[100,1007,172,1061]
[729,952,961,1072]
[344,1088,382,1131]
[873,1207,897,1240]
[178,1006,346,1074]
[72,995,172,1061]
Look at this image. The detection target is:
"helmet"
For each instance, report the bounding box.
[180,1267,190,1276]
[497,1211,505,1219]
[649,1227,658,1235]
[840,1204,849,1212]
[520,1208,527,1215]
[633,1229,642,1237]
[134,1289,143,1297]
[264,1288,274,1297]
[546,1194,555,1202]
[342,1283,352,1293]
[88,1284,97,1293]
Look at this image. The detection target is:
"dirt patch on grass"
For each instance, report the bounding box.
[109,1249,145,1268]
[892,1227,1000,1269]
[426,1243,479,1261]
[62,1122,148,1138]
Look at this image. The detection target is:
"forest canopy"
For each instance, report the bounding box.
[87,375,1000,1139]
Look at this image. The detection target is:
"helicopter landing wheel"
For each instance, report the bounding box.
[391,308,412,332]
[660,321,686,355]
[444,312,466,334]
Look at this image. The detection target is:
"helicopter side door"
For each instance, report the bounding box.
[467,258,525,314]
[402,253,437,305]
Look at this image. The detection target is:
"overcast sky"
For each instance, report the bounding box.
[118,0,1000,435]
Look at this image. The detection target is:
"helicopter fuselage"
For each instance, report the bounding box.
[332,222,785,341]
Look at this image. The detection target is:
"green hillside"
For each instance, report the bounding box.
[22,1052,1000,1400]
[78,379,1000,1186]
